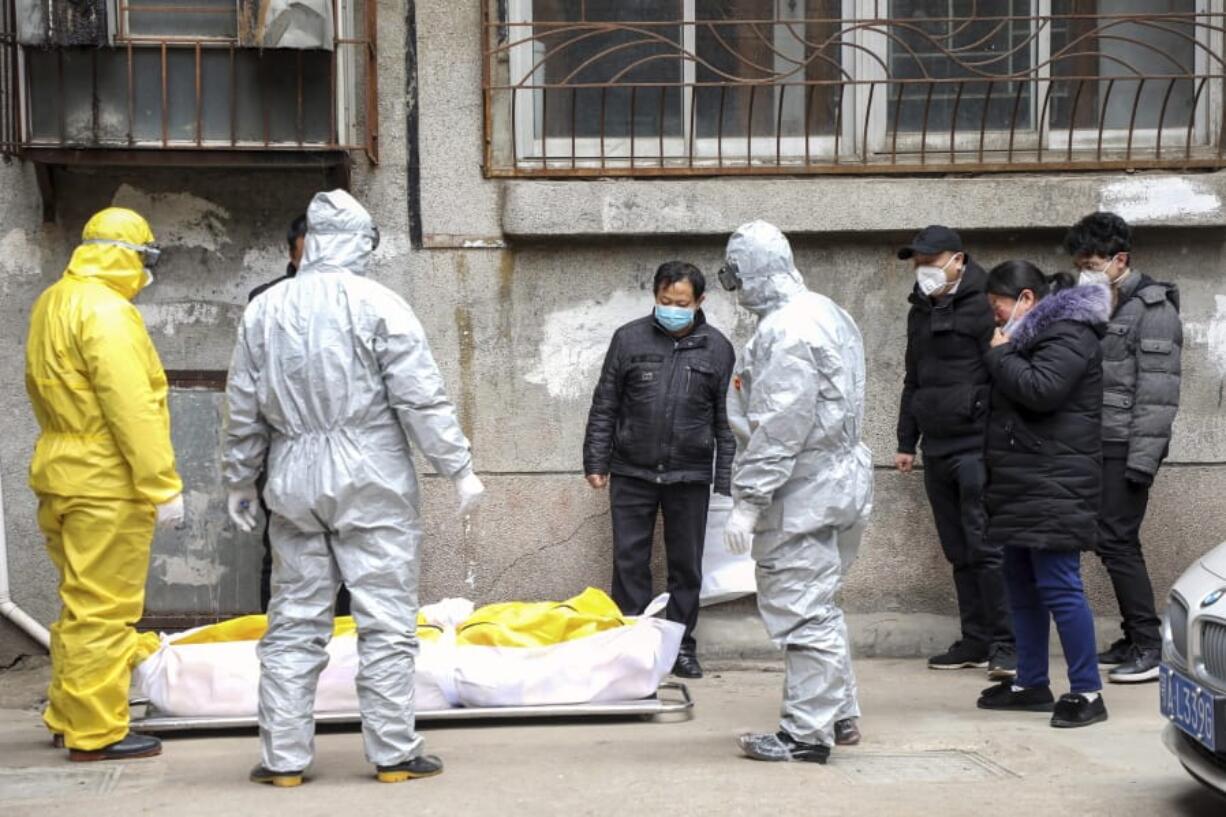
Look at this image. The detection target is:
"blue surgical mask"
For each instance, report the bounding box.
[655,304,695,333]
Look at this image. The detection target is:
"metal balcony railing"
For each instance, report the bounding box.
[0,0,378,162]
[482,2,1226,177]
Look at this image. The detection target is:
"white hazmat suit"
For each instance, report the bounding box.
[223,190,478,775]
[722,221,873,755]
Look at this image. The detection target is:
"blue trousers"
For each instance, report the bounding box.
[1003,546,1101,694]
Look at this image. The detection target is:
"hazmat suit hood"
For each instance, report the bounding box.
[300,189,378,276]
[65,207,156,302]
[724,220,807,315]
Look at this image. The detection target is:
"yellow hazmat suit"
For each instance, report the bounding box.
[25,207,182,751]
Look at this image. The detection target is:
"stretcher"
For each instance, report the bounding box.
[128,588,693,734]
[129,681,693,733]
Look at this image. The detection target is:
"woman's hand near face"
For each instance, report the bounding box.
[991,328,1011,349]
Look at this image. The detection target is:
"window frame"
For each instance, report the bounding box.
[500,0,1223,171]
[10,0,375,158]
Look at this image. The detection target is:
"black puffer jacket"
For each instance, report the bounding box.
[984,285,1111,552]
[897,261,996,457]
[583,311,736,493]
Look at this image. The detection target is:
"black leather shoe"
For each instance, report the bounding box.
[376,754,444,783]
[1097,637,1133,666]
[68,733,162,762]
[672,651,704,679]
[1051,694,1108,728]
[250,764,306,788]
[929,640,989,670]
[987,644,1018,681]
[977,681,1056,712]
[834,718,861,746]
[1107,647,1160,684]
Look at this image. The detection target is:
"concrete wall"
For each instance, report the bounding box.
[4,0,1226,662]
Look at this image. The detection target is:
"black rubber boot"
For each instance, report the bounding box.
[376,754,444,783]
[68,733,162,762]
[250,764,306,788]
[738,731,831,764]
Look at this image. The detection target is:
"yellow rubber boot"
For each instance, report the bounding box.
[249,765,305,788]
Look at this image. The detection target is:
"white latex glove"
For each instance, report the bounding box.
[155,494,185,530]
[455,471,486,519]
[724,502,762,556]
[227,487,259,533]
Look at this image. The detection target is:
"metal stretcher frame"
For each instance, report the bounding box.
[129,682,694,733]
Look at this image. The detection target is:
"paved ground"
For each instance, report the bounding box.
[0,656,1222,817]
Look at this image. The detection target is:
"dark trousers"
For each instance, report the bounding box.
[258,479,350,615]
[1005,546,1101,694]
[610,475,709,653]
[923,451,1013,651]
[1094,457,1161,650]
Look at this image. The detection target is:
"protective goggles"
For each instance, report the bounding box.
[718,261,742,292]
[83,238,162,269]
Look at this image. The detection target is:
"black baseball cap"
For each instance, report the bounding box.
[897,225,963,260]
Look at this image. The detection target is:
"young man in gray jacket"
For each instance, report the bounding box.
[1065,211,1182,684]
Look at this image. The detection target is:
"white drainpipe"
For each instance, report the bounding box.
[0,464,51,649]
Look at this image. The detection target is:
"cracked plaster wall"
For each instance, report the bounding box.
[5,0,1226,661]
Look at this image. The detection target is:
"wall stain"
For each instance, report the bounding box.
[497,248,515,373]
[454,254,476,441]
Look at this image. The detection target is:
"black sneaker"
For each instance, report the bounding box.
[987,644,1018,681]
[376,754,444,783]
[929,640,989,670]
[672,651,703,679]
[68,733,162,762]
[250,764,306,788]
[834,718,861,746]
[976,681,1056,712]
[1097,637,1133,666]
[1107,646,1160,684]
[1051,694,1108,728]
[737,730,831,764]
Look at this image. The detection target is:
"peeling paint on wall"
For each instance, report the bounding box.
[1100,177,1221,223]
[0,229,44,279]
[1184,294,1226,377]
[111,184,231,253]
[524,288,743,400]
[600,192,720,234]
[241,245,289,277]
[150,553,227,587]
[137,302,227,337]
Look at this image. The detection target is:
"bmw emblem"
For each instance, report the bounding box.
[1202,588,1226,608]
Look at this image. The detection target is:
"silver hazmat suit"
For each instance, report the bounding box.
[725,220,873,746]
[223,190,474,773]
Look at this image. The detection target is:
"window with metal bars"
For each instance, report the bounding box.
[482,0,1224,176]
[2,0,376,159]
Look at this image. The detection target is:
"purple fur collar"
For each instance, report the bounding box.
[1010,284,1111,350]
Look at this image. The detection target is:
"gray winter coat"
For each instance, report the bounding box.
[1101,272,1182,478]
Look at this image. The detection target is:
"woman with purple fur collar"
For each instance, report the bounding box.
[975,261,1112,729]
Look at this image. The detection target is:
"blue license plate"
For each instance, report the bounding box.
[1160,663,1221,753]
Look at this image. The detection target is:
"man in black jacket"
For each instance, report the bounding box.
[249,214,350,617]
[583,262,736,679]
[895,226,1015,679]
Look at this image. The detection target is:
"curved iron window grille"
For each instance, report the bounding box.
[482,1,1226,176]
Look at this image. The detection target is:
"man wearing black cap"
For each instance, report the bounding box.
[895,226,1015,679]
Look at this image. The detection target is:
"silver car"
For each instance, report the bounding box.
[1161,541,1226,796]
